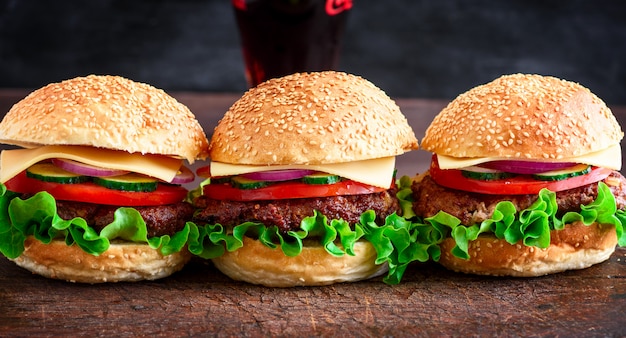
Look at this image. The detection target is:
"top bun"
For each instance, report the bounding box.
[421,74,623,160]
[209,71,419,165]
[0,75,209,163]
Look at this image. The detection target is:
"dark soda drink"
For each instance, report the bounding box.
[232,0,352,87]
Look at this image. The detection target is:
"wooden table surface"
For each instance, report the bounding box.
[0,90,625,337]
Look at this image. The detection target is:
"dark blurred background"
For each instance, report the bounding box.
[0,0,625,104]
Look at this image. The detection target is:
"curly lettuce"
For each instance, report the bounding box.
[4,176,622,284]
[187,209,438,285]
[421,182,626,260]
[0,184,190,259]
[186,175,440,285]
[0,176,441,285]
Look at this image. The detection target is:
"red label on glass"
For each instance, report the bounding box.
[232,0,246,10]
[326,0,352,16]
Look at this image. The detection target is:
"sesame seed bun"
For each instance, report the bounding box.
[421,74,623,160]
[437,221,617,277]
[13,236,192,283]
[211,237,388,287]
[209,71,419,165]
[0,75,209,163]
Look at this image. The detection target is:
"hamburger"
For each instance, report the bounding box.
[0,75,209,282]
[412,73,626,276]
[189,71,426,287]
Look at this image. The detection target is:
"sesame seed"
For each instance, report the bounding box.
[0,75,209,163]
[420,73,623,159]
[206,71,419,165]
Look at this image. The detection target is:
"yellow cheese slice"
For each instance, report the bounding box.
[1,145,183,183]
[436,144,622,170]
[210,156,397,188]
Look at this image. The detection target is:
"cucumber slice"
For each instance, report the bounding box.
[302,172,341,185]
[230,176,270,189]
[532,164,591,181]
[26,162,89,184]
[93,173,158,192]
[461,166,516,181]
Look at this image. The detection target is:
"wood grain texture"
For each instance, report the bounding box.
[0,248,624,337]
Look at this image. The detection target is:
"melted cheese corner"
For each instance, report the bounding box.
[1,145,183,183]
[437,144,622,170]
[210,156,397,188]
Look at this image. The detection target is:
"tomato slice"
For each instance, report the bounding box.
[196,165,211,178]
[203,179,389,201]
[429,155,612,195]
[5,171,188,206]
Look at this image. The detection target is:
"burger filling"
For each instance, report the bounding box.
[413,172,626,226]
[187,166,431,285]
[193,189,399,233]
[192,167,402,232]
[54,200,194,238]
[410,155,626,260]
[0,156,197,259]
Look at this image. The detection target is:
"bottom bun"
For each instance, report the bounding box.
[12,236,191,283]
[212,237,388,287]
[438,221,617,277]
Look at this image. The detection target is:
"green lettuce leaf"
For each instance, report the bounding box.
[420,182,625,259]
[360,210,440,284]
[396,175,416,219]
[0,186,189,258]
[187,210,366,259]
[0,174,440,285]
[185,178,210,204]
[187,175,440,285]
[187,210,437,285]
[0,184,24,258]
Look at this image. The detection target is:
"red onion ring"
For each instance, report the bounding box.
[479,160,578,174]
[169,165,195,184]
[241,169,316,182]
[51,158,130,177]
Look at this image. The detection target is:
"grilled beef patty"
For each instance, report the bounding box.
[192,189,400,233]
[52,200,195,238]
[411,171,626,226]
